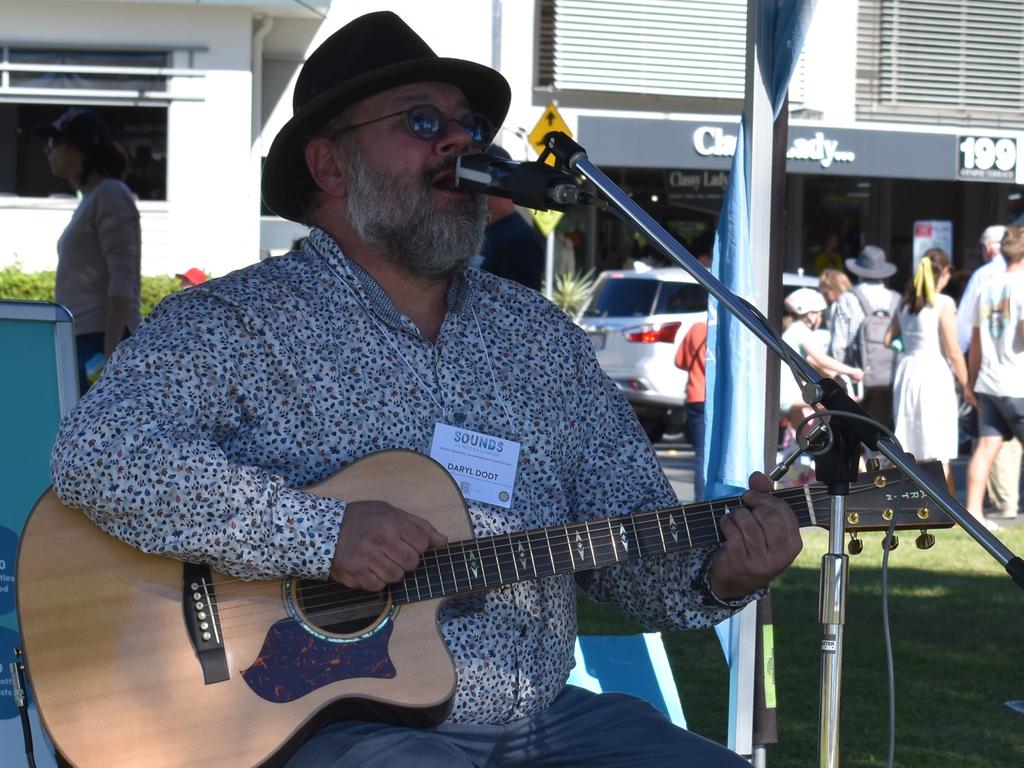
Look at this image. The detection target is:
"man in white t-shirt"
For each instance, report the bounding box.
[965,225,1024,529]
[957,225,1008,351]
[957,225,1021,520]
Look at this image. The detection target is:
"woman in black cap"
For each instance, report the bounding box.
[38,108,141,394]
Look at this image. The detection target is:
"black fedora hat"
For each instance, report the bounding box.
[261,11,511,223]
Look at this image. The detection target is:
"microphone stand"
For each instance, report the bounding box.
[536,131,1024,768]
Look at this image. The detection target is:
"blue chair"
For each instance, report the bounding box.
[1,300,77,767]
[567,632,687,728]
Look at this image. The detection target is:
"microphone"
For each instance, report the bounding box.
[454,153,604,211]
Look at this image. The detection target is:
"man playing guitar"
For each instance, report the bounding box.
[49,11,802,767]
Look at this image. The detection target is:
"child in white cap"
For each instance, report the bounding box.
[780,287,864,440]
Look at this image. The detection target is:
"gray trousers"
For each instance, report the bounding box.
[987,438,1021,517]
[285,686,749,767]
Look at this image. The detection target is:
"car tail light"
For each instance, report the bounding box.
[623,322,682,344]
[612,378,649,392]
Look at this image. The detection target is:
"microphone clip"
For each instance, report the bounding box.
[454,153,603,212]
[505,161,575,211]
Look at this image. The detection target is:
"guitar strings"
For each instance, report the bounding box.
[211,504,916,628]
[211,496,752,605]
[212,502,929,637]
[204,482,925,632]
[212,497,916,635]
[205,480,913,613]
[210,505,740,632]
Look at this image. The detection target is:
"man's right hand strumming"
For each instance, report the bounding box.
[331,500,448,591]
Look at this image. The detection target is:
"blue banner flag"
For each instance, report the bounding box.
[704,0,816,500]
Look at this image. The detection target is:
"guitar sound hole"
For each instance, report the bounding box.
[294,580,389,635]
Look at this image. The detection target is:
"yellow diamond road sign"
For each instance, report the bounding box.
[532,209,564,237]
[529,102,572,164]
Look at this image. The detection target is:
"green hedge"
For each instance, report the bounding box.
[0,265,180,317]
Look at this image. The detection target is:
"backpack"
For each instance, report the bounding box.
[851,285,901,388]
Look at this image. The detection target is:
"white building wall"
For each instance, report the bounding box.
[498,0,549,161]
[0,1,266,277]
[164,16,258,278]
[797,0,858,124]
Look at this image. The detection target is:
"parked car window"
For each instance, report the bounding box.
[581,278,659,317]
[655,283,708,314]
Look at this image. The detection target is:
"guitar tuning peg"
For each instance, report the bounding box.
[865,457,881,472]
[882,534,899,551]
[915,531,936,550]
[848,533,863,555]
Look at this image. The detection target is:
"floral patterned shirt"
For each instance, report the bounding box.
[51,227,755,724]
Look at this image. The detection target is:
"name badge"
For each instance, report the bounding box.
[429,423,520,508]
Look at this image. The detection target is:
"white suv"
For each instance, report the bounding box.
[577,267,817,441]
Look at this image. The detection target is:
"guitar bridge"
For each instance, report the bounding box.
[183,563,229,684]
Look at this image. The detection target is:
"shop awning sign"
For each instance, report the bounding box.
[957,135,1018,182]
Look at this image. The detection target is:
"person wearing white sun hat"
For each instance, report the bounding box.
[780,287,864,439]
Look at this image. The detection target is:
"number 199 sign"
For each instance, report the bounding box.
[958,135,1019,182]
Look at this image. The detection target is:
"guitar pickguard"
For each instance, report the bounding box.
[241,618,397,703]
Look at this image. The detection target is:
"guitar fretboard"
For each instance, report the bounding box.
[392,486,817,604]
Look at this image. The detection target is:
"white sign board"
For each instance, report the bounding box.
[957,135,1018,182]
[912,220,954,270]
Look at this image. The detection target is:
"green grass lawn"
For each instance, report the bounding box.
[578,526,1024,767]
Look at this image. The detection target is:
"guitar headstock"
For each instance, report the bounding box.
[804,461,954,533]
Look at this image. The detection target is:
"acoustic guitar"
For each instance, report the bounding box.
[17,450,948,767]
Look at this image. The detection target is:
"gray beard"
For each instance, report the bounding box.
[345,147,487,281]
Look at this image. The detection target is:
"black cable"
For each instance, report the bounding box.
[19,706,36,768]
[11,650,37,768]
[880,476,906,768]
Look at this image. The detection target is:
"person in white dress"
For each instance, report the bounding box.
[884,248,975,492]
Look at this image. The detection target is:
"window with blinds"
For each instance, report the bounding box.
[536,0,748,105]
[857,0,1024,127]
[0,44,205,102]
[3,48,171,92]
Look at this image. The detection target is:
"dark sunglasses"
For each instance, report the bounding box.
[333,104,495,149]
